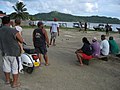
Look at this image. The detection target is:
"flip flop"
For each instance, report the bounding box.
[5,79,13,85]
[11,82,21,88]
[45,63,50,66]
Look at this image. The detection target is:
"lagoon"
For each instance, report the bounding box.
[42,21,120,31]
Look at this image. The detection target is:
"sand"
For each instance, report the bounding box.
[0,29,120,90]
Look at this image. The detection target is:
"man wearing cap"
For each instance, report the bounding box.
[33,21,49,66]
[50,18,59,46]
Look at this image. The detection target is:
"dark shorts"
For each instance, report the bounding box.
[35,46,47,55]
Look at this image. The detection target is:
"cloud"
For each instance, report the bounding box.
[85,3,98,13]
[0,0,120,19]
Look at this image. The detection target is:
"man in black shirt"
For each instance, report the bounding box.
[75,37,93,66]
[33,22,49,66]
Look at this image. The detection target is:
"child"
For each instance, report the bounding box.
[14,19,24,73]
[15,19,24,54]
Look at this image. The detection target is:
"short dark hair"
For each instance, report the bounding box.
[15,19,21,25]
[2,16,10,25]
[101,35,106,40]
[109,36,113,40]
[37,21,43,27]
[82,37,90,44]
[101,35,105,38]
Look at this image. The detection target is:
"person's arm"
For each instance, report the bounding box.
[57,27,59,36]
[50,27,52,33]
[100,41,103,49]
[16,32,24,43]
[32,30,35,45]
[43,29,49,47]
[75,49,82,54]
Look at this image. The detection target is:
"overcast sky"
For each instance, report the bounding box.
[0,0,120,19]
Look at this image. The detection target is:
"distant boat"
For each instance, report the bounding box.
[73,23,80,28]
[93,24,104,31]
[116,27,120,33]
[116,27,120,30]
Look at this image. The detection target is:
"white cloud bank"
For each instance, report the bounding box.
[0,0,120,19]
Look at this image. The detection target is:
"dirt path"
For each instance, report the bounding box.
[0,29,120,90]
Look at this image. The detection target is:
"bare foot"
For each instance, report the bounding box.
[80,64,83,66]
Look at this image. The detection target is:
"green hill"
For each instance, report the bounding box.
[31,11,120,24]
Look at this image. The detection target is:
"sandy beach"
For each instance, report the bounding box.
[0,28,120,90]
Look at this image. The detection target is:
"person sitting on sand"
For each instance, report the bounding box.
[108,36,119,55]
[100,35,109,56]
[91,37,100,58]
[75,37,93,66]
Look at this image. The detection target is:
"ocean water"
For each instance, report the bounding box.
[42,21,120,31]
[29,20,120,32]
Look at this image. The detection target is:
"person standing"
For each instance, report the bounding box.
[14,19,24,54]
[14,18,24,73]
[50,18,59,46]
[100,35,109,56]
[105,23,110,36]
[84,22,87,33]
[0,16,23,88]
[33,21,49,66]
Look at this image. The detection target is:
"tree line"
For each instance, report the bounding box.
[0,1,120,24]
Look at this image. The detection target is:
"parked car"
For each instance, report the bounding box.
[93,24,105,31]
[73,23,80,28]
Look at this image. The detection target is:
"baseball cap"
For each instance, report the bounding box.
[92,37,97,42]
[53,18,57,21]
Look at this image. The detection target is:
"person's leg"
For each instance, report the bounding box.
[53,39,56,46]
[11,56,20,88]
[53,33,57,46]
[35,48,42,66]
[12,74,19,87]
[50,33,53,45]
[3,56,11,84]
[76,53,83,66]
[43,53,49,65]
[38,53,42,65]
[50,38,52,45]
[4,72,11,84]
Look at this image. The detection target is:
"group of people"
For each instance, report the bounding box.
[75,35,119,66]
[0,15,119,88]
[0,16,59,88]
[33,18,59,66]
[105,23,112,36]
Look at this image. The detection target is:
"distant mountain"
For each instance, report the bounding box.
[31,11,120,24]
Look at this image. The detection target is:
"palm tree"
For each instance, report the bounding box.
[11,1,29,20]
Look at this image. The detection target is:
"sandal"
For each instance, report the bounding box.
[11,82,21,88]
[5,79,13,85]
[45,63,49,66]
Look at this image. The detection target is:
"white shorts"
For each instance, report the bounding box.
[51,32,57,39]
[3,56,19,74]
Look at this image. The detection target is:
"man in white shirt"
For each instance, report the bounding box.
[50,18,59,46]
[100,35,109,56]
